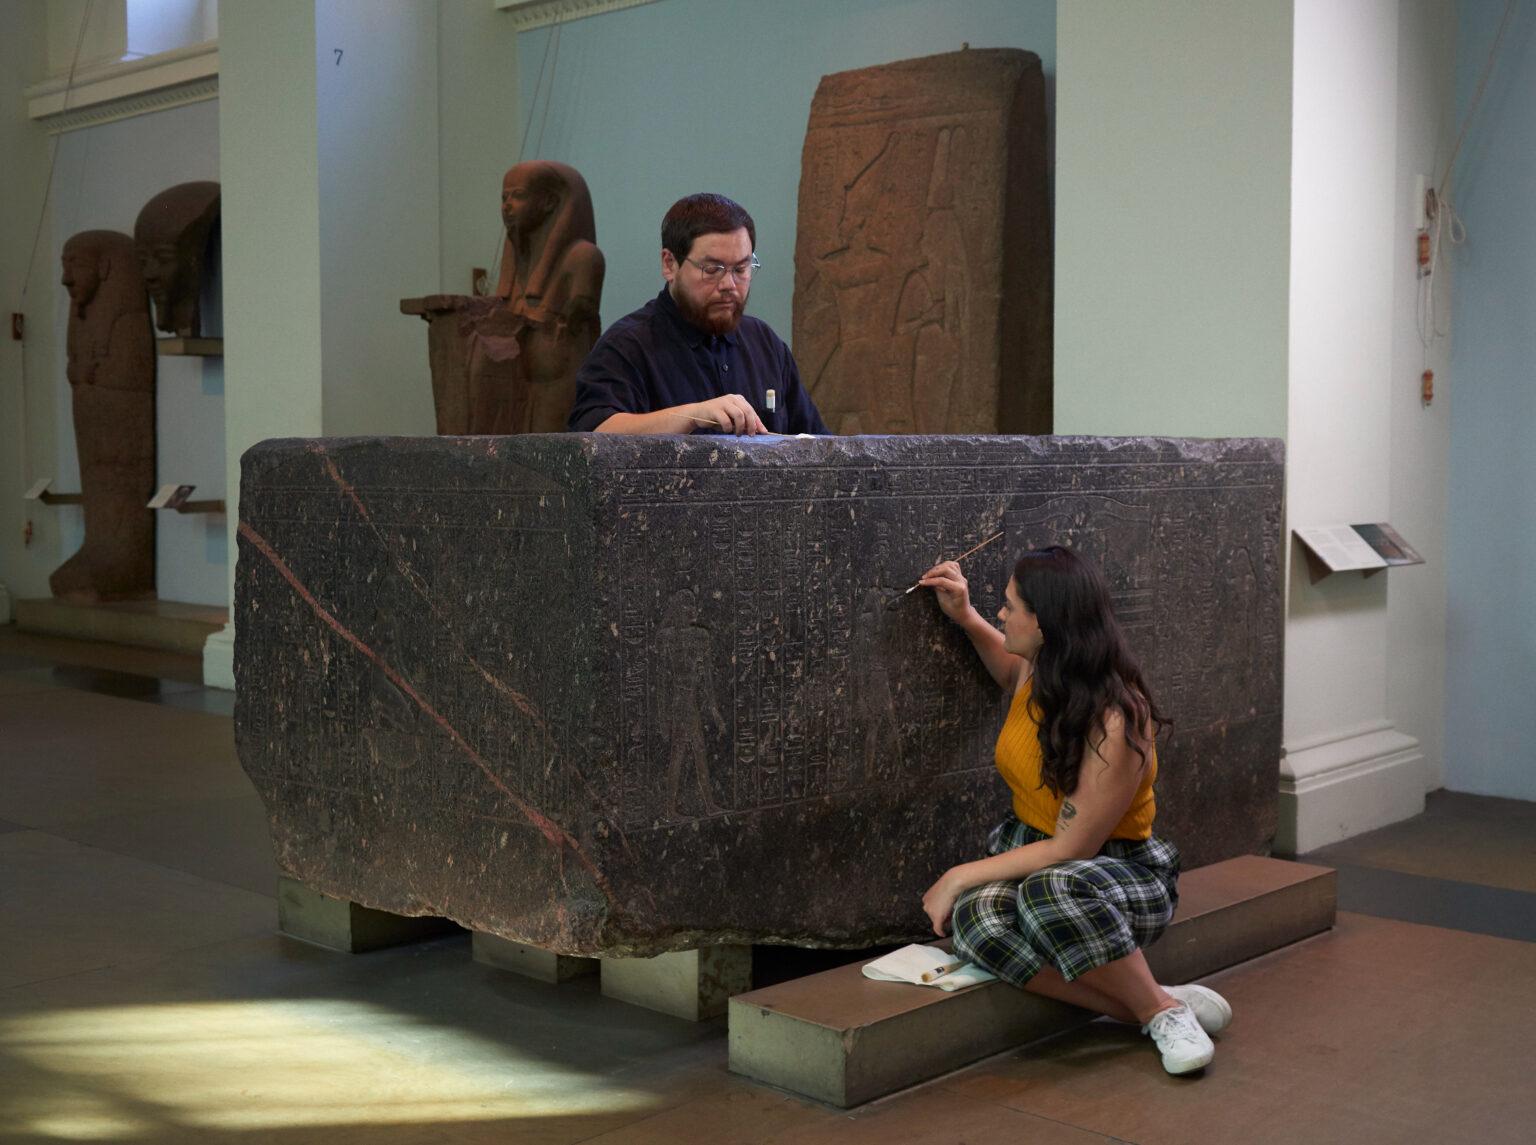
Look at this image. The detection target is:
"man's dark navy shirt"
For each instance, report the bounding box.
[567,287,829,434]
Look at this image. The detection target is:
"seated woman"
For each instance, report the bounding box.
[918,545,1231,1075]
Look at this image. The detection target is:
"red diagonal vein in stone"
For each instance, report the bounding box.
[306,441,372,522]
[303,445,635,864]
[239,520,615,904]
[306,442,553,738]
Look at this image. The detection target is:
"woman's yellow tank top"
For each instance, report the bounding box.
[994,676,1158,839]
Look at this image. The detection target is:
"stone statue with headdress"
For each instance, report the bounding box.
[51,230,156,601]
[134,181,220,339]
[402,161,605,434]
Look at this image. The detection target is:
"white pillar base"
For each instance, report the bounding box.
[203,620,235,690]
[1278,721,1425,854]
[601,945,751,1021]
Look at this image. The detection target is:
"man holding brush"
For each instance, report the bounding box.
[567,193,829,436]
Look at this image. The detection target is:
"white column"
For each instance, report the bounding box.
[204,0,324,689]
[1282,0,1425,851]
[205,0,443,688]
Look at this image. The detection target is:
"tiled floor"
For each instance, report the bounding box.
[2,625,1534,1143]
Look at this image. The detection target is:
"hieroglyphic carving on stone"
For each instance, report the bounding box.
[1006,496,1157,638]
[853,585,900,787]
[52,230,156,602]
[658,588,726,821]
[794,49,1052,435]
[237,434,1284,956]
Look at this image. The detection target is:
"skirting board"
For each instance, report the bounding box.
[1279,722,1425,853]
[203,621,235,691]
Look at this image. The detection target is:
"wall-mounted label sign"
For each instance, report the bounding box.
[1351,522,1424,567]
[1294,526,1386,572]
[148,483,196,510]
[1294,523,1425,580]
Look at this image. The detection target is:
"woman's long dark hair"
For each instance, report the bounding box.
[1014,546,1169,796]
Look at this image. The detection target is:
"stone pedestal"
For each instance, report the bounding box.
[236,434,1284,957]
[472,933,597,984]
[728,857,1336,1107]
[601,946,752,1022]
[277,876,458,953]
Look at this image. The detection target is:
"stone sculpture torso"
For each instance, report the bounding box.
[403,161,605,435]
[52,230,156,601]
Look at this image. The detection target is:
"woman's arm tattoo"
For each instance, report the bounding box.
[1058,799,1078,830]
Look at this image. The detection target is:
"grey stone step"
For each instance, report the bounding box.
[728,855,1335,1108]
[15,597,225,655]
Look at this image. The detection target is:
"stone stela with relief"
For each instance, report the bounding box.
[235,434,1283,956]
[793,49,1052,436]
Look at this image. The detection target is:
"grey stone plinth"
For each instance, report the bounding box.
[728,857,1336,1107]
[472,933,597,983]
[277,876,459,953]
[601,946,752,1022]
[236,434,1284,957]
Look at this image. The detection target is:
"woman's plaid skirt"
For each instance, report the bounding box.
[950,815,1181,985]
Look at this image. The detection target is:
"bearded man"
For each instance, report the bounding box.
[567,193,829,435]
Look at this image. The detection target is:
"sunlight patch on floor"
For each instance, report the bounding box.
[2,999,658,1135]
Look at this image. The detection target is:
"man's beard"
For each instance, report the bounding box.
[675,287,746,335]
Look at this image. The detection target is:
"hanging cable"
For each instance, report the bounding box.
[1436,0,1519,200]
[14,0,96,536]
[17,0,95,310]
[485,23,563,295]
[532,23,561,160]
[1414,0,1520,398]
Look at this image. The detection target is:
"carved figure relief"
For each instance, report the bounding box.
[51,230,156,602]
[793,50,1052,435]
[133,181,220,338]
[402,161,605,434]
[657,589,725,821]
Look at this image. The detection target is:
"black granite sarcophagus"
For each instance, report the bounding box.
[236,434,1283,955]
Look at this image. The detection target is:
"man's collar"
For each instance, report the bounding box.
[655,285,739,348]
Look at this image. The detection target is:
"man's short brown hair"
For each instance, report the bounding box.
[661,193,756,262]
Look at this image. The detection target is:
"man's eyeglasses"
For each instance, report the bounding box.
[683,254,761,283]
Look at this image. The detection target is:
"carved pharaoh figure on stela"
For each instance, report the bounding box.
[793,48,1052,435]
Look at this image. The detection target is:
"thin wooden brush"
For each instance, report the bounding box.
[888,530,1005,608]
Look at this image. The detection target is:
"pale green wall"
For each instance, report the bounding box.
[1446,0,1536,799]
[1054,0,1293,439]
[515,0,1057,347]
[437,0,521,299]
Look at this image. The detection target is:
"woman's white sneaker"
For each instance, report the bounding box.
[1142,1004,1214,1075]
[1162,983,1232,1035]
